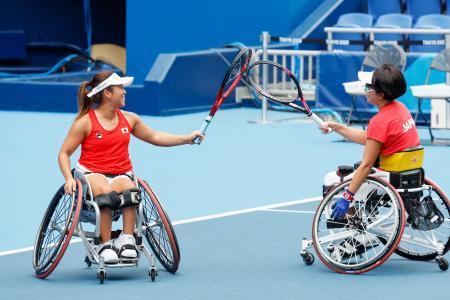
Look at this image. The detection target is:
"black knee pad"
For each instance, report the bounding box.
[95,191,121,210]
[119,188,142,208]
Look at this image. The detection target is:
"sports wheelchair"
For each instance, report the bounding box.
[32,169,180,283]
[300,164,450,274]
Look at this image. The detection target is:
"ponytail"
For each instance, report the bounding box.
[75,71,114,120]
[76,81,93,120]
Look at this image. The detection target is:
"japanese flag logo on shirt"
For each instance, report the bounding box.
[121,127,129,134]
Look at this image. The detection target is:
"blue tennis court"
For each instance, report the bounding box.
[1,109,449,299]
[2,0,450,297]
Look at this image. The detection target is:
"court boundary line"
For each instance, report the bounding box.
[0,196,321,257]
[261,208,315,214]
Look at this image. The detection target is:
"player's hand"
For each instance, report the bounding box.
[64,177,77,195]
[187,131,204,144]
[331,188,354,220]
[319,122,336,134]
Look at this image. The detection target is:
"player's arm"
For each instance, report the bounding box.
[125,112,203,146]
[58,117,89,193]
[331,138,382,220]
[347,138,382,193]
[321,122,367,145]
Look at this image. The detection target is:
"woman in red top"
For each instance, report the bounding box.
[58,71,203,263]
[321,64,421,220]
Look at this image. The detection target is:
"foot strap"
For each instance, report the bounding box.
[118,244,138,259]
[98,244,115,255]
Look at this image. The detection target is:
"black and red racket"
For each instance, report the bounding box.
[246,60,331,131]
[193,47,252,144]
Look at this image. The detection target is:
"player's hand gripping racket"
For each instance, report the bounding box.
[246,60,332,133]
[193,47,253,144]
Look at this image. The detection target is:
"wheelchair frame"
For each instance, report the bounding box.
[73,169,157,283]
[33,169,180,283]
[300,168,450,274]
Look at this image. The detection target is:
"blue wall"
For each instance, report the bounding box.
[126,0,366,83]
[0,0,86,48]
[0,49,242,115]
[0,0,125,68]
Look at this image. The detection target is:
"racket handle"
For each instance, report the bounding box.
[193,118,211,145]
[309,113,333,133]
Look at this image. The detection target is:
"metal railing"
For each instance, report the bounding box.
[253,28,450,123]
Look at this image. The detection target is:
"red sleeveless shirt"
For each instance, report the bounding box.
[79,109,133,174]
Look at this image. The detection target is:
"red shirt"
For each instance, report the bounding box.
[367,101,420,156]
[79,109,133,174]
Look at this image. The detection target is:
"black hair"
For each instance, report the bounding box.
[371,64,407,101]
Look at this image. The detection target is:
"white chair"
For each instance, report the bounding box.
[410,48,450,144]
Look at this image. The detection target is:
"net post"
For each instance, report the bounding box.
[261,31,270,123]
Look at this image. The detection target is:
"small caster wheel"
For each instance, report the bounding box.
[98,270,106,284]
[85,256,92,267]
[302,252,315,265]
[149,269,157,282]
[436,257,448,271]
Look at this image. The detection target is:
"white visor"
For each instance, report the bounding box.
[357,71,373,85]
[87,73,134,98]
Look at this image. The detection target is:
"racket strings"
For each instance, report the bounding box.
[224,53,248,91]
[247,64,298,103]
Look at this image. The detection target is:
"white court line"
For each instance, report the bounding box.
[172,196,321,225]
[261,208,315,214]
[0,196,321,257]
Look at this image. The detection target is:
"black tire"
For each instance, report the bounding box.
[392,178,450,261]
[98,270,105,284]
[302,252,315,265]
[436,257,449,271]
[33,180,82,278]
[85,255,92,267]
[138,179,180,273]
[150,269,157,281]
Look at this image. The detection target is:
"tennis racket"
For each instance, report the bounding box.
[193,47,253,144]
[246,60,331,132]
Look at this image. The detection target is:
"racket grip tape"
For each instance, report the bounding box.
[310,113,333,133]
[193,117,211,145]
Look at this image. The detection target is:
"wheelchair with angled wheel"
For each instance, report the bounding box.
[300,162,450,274]
[32,169,180,283]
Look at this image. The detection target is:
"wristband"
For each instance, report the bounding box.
[342,187,354,202]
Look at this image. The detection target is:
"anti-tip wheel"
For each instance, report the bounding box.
[85,256,92,267]
[436,257,449,271]
[97,270,106,284]
[149,268,157,282]
[302,252,315,265]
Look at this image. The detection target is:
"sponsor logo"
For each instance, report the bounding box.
[96,132,103,139]
[402,118,415,133]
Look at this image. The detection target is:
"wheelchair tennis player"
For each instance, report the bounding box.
[58,71,203,264]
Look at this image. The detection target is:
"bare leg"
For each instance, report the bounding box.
[122,207,136,235]
[99,208,113,242]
